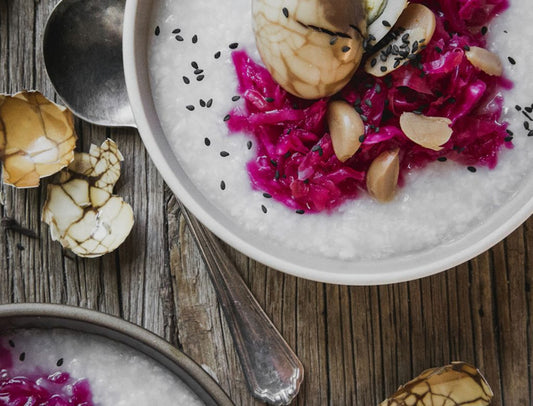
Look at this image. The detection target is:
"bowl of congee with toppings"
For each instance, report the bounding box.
[0,303,233,405]
[123,0,533,284]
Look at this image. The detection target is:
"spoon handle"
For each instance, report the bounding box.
[179,202,303,405]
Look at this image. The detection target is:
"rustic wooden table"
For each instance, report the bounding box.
[1,1,532,405]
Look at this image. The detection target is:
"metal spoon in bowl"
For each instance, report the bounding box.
[42,0,303,404]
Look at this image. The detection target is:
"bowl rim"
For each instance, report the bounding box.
[123,0,533,285]
[0,303,234,406]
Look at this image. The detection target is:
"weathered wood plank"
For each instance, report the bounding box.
[1,1,533,406]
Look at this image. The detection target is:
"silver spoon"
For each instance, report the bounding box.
[43,0,303,404]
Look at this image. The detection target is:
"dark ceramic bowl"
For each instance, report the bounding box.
[0,303,233,406]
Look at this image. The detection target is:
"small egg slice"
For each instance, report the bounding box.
[465,46,503,76]
[399,112,453,151]
[0,91,77,188]
[365,3,436,77]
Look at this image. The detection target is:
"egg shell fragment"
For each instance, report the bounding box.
[42,139,134,258]
[0,91,77,188]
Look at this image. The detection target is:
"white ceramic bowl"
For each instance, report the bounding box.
[123,0,533,285]
[0,303,232,405]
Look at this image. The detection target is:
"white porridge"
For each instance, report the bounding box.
[0,329,204,406]
[148,0,533,260]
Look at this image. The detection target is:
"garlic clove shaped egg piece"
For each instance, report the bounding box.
[42,139,133,258]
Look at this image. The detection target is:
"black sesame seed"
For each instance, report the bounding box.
[282,7,289,18]
[393,59,401,68]
[437,157,447,162]
[220,180,226,190]
[186,105,195,111]
[192,34,198,43]
[508,56,516,65]
[223,114,231,121]
[330,36,338,45]
[274,170,280,180]
[526,107,533,113]
[364,99,372,107]
[229,42,239,49]
[19,352,25,361]
[8,340,15,348]
[375,84,382,93]
[360,114,368,122]
[175,35,184,41]
[199,99,206,107]
[296,209,305,215]
[214,51,221,59]
[463,45,470,51]
[232,95,241,102]
[220,151,230,157]
[380,66,387,73]
[524,121,530,130]
[155,26,160,36]
[270,159,278,167]
[504,136,513,142]
[247,140,253,149]
[481,26,488,35]
[359,134,366,143]
[528,130,533,137]
[196,75,205,81]
[382,20,391,27]
[182,76,190,84]
[263,193,272,198]
[191,62,198,69]
[506,129,514,136]
[56,358,64,367]
[515,105,522,111]
[261,205,268,214]
[370,58,377,67]
[264,97,274,102]
[467,166,477,173]
[342,46,351,53]
[194,69,204,75]
[204,137,211,146]
[172,28,181,34]
[206,99,213,108]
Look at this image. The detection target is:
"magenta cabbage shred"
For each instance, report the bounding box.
[228,0,512,213]
[0,344,95,406]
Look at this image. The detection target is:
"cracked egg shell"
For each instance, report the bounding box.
[380,361,493,406]
[42,139,133,258]
[60,139,123,194]
[0,91,77,188]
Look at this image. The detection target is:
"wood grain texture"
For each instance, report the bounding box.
[0,1,532,405]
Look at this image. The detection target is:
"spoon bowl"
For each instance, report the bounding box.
[43,0,135,127]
